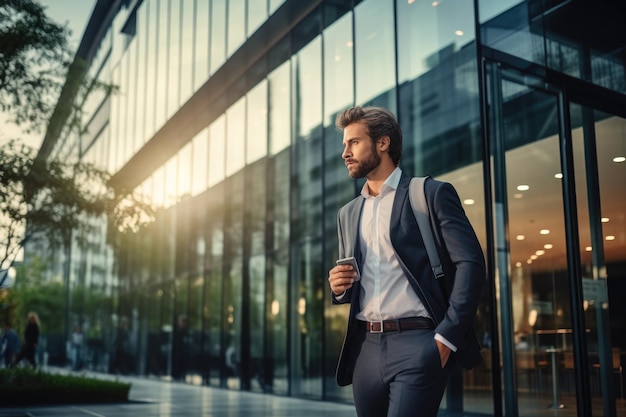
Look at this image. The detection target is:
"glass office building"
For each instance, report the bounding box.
[29,0,625,415]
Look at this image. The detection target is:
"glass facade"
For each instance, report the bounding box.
[28,0,626,416]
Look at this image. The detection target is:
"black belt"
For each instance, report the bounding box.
[357,317,434,333]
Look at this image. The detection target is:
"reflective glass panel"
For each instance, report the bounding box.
[354,0,395,108]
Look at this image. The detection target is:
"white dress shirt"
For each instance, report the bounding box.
[355,167,431,322]
[354,167,456,351]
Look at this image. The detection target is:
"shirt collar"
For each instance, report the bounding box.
[360,167,402,198]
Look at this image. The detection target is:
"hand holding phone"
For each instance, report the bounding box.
[336,256,361,281]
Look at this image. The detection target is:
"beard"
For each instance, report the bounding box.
[346,146,381,179]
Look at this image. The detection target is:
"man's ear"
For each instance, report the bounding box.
[378,136,390,151]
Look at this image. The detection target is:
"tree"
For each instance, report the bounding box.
[0,139,155,287]
[0,0,72,134]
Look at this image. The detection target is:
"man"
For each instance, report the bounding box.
[328,106,486,417]
[1,322,20,367]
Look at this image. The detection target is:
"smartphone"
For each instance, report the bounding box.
[336,256,361,281]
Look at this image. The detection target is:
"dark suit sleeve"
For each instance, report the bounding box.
[333,206,353,305]
[431,181,486,350]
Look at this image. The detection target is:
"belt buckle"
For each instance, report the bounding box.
[369,321,384,333]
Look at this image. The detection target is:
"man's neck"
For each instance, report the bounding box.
[366,164,396,196]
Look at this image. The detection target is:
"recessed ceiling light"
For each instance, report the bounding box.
[516,235,525,240]
[585,246,592,252]
[613,156,625,163]
[540,229,550,235]
[544,244,553,249]
[530,255,538,260]
[554,173,563,179]
[606,235,616,241]
[455,30,464,36]
[463,199,475,205]
[514,193,523,199]
[527,259,533,264]
[535,250,545,256]
[517,185,530,191]
[516,262,522,267]
[601,217,609,223]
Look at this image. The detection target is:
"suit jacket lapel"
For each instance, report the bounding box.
[390,174,411,243]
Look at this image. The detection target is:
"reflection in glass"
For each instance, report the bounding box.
[269,62,291,156]
[354,0,395,107]
[180,0,195,104]
[167,0,181,118]
[193,0,210,91]
[226,98,246,176]
[246,81,268,165]
[208,115,226,187]
[191,128,209,197]
[227,0,246,57]
[210,0,227,75]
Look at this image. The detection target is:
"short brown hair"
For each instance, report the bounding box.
[335,106,402,165]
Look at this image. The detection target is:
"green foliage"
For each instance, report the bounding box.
[0,367,131,405]
[0,0,72,134]
[0,139,155,285]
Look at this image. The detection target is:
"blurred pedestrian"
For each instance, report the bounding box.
[12,311,40,369]
[1,321,20,367]
[71,325,84,370]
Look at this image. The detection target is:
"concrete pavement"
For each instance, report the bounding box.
[0,369,358,417]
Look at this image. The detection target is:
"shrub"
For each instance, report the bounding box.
[0,368,131,405]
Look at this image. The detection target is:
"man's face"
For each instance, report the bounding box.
[342,122,380,179]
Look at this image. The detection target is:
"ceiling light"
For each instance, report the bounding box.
[517,185,530,191]
[544,244,553,249]
[463,199,475,205]
[514,193,523,199]
[516,262,522,267]
[530,255,538,260]
[554,173,563,179]
[540,229,550,235]
[431,1,439,6]
[606,235,615,241]
[455,30,464,36]
[535,250,545,256]
[527,259,533,264]
[613,156,625,163]
[585,246,592,252]
[601,217,609,223]
[516,235,525,240]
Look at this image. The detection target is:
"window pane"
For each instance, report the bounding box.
[354,0,396,107]
[194,0,210,90]
[210,0,227,74]
[293,38,323,241]
[227,0,246,56]
[180,0,195,103]
[247,0,267,37]
[208,115,226,187]
[269,61,291,155]
[167,0,181,118]
[226,98,246,176]
[246,80,268,164]
[191,127,209,196]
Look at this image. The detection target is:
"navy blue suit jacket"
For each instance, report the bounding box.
[333,174,486,386]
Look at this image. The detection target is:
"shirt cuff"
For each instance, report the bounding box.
[334,291,347,301]
[435,333,457,352]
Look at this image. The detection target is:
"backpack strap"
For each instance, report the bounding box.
[409,176,445,280]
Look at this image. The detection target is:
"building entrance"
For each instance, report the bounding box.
[487,63,625,417]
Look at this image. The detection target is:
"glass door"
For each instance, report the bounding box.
[571,103,625,417]
[486,64,625,416]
